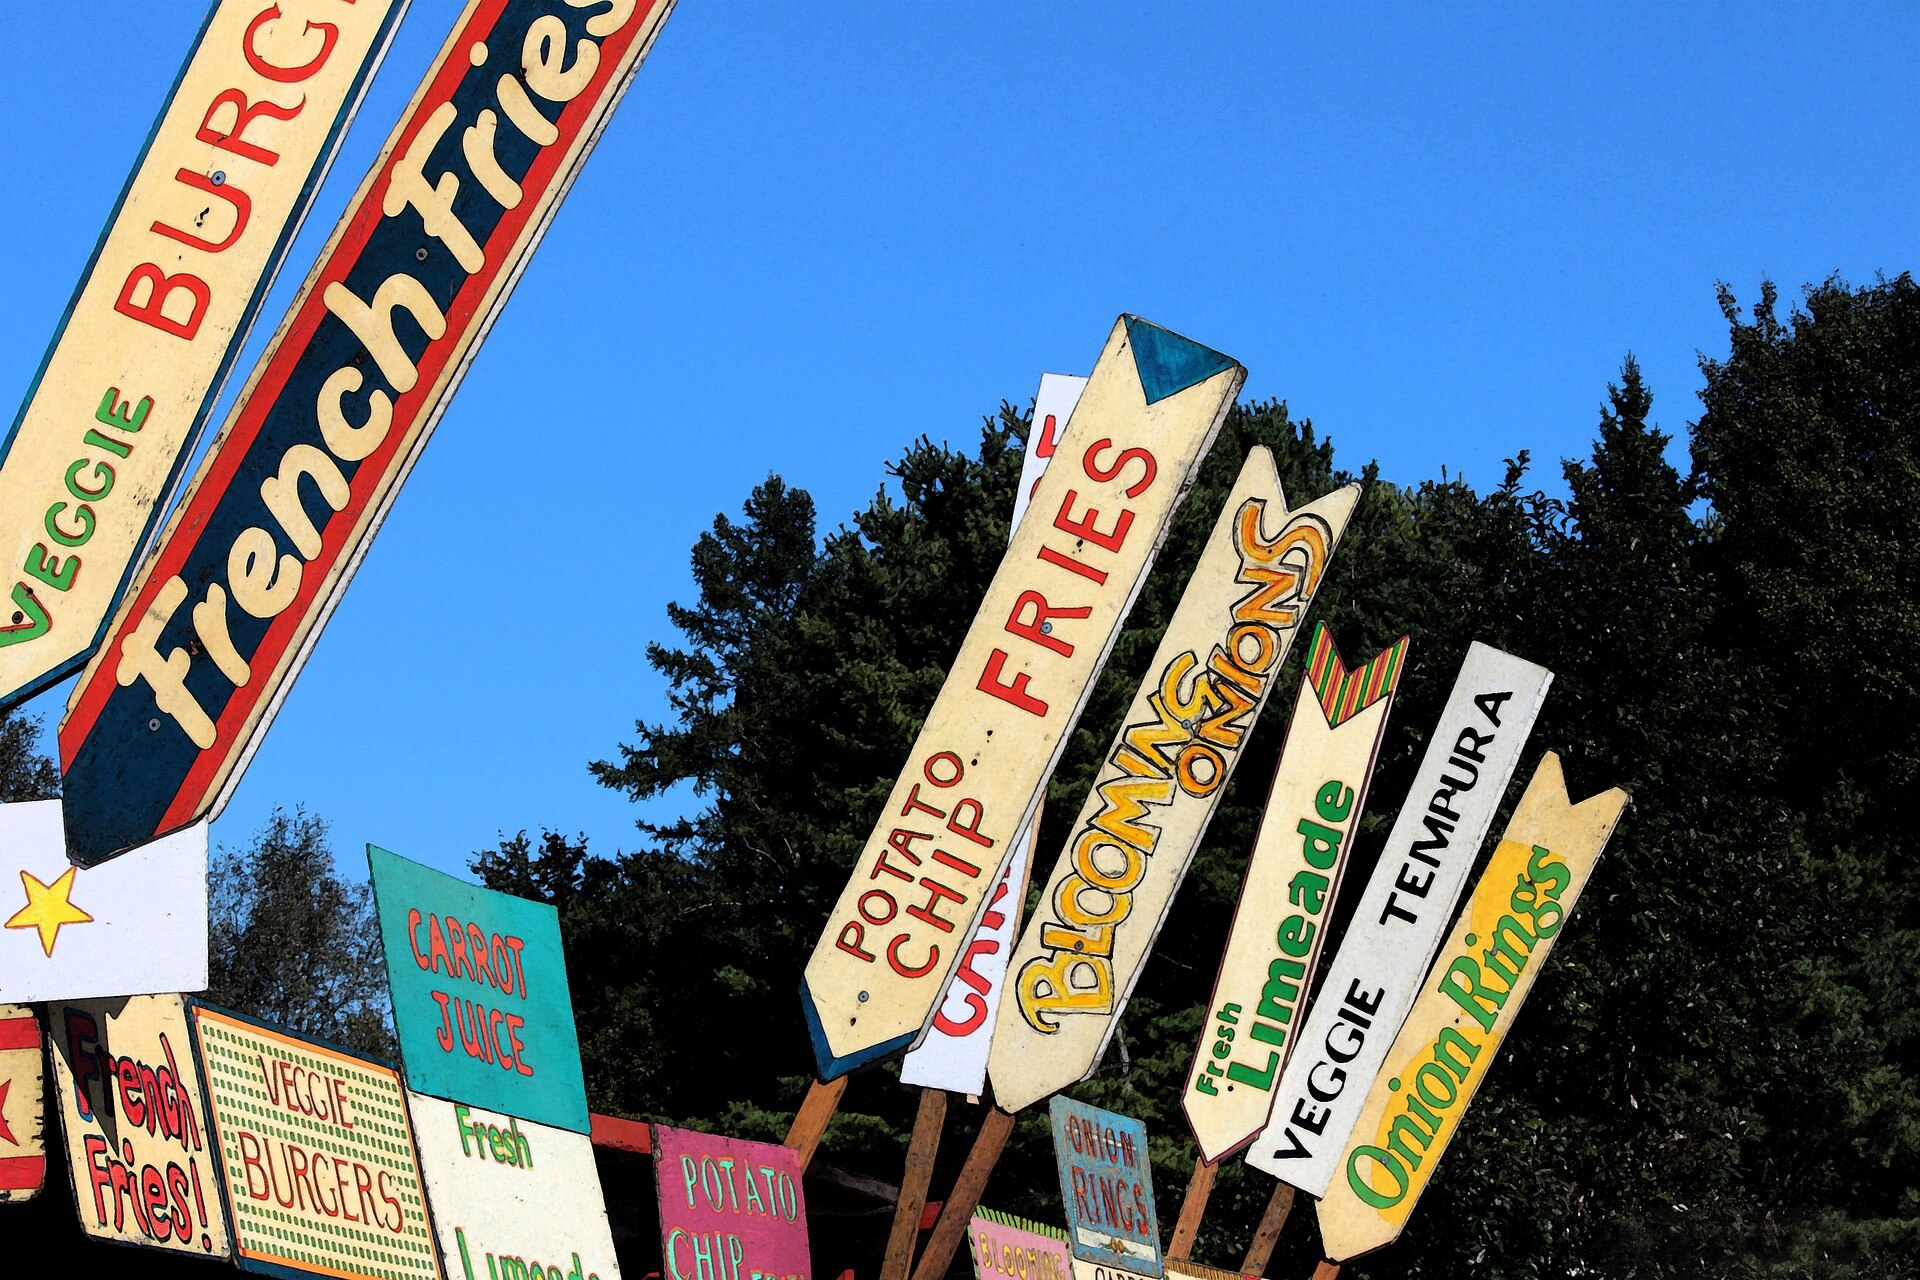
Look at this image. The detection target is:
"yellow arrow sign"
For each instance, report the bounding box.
[1315,752,1628,1262]
[800,317,1244,1078]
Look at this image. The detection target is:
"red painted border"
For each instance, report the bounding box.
[588,1111,653,1155]
[0,1154,45,1189]
[0,1017,38,1051]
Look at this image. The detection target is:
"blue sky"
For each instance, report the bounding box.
[4,4,1914,877]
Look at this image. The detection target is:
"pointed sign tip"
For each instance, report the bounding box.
[1123,317,1239,405]
[799,978,914,1080]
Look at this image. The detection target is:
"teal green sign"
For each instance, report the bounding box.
[367,845,588,1133]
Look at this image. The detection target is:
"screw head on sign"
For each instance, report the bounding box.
[858,991,869,1002]
[211,171,225,186]
[416,247,429,261]
[1041,621,1053,634]
[148,718,161,731]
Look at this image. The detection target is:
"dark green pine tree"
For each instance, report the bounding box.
[0,710,59,802]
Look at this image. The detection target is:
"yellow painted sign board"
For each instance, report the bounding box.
[1181,626,1407,1162]
[1315,753,1627,1262]
[988,459,1360,1114]
[0,0,407,709]
[801,317,1245,1078]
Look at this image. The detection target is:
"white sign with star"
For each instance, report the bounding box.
[0,800,206,1002]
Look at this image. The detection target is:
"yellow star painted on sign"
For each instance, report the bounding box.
[5,865,93,957]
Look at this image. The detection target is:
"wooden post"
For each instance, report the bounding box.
[909,1107,1016,1280]
[1307,1263,1339,1280]
[881,1089,949,1280]
[1167,1155,1219,1260]
[1239,1182,1296,1277]
[784,1075,848,1171]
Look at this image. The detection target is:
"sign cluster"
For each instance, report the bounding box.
[0,5,1633,1265]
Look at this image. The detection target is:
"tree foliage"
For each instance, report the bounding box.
[477,277,1920,1278]
[208,807,394,1057]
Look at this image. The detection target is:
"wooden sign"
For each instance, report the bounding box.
[0,1003,46,1202]
[1316,754,1627,1261]
[802,317,1243,1078]
[0,799,207,1003]
[190,1004,442,1280]
[0,0,408,711]
[1049,1097,1162,1277]
[57,0,680,866]
[47,994,231,1257]
[409,1092,621,1280]
[899,371,1082,1096]
[651,1123,813,1280]
[1181,626,1408,1163]
[1246,643,1552,1197]
[368,845,589,1133]
[971,1207,1072,1280]
[989,458,1360,1114]
[1069,1261,1155,1280]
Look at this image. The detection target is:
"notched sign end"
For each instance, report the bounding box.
[800,975,914,1081]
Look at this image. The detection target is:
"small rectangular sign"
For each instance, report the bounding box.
[1181,626,1407,1162]
[0,799,207,1003]
[1048,1097,1162,1278]
[1316,755,1627,1261]
[971,1207,1071,1280]
[57,0,679,866]
[48,994,231,1256]
[190,1004,443,1280]
[1247,643,1551,1197]
[0,0,408,711]
[0,1003,46,1202]
[990,457,1359,1114]
[409,1092,622,1280]
[368,845,588,1134]
[651,1124,812,1280]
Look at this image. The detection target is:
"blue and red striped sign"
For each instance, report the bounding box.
[59,0,677,865]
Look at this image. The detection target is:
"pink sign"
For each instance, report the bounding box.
[652,1124,812,1280]
[971,1208,1071,1280]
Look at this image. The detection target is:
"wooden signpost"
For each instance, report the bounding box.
[190,1003,442,1279]
[410,1092,622,1280]
[1169,627,1407,1263]
[0,0,409,712]
[368,845,590,1134]
[988,458,1361,1115]
[47,994,231,1257]
[1049,1096,1163,1278]
[970,1207,1073,1280]
[652,1124,813,1280]
[57,0,680,866]
[801,317,1243,1079]
[0,799,208,1003]
[1246,644,1552,1198]
[0,1003,46,1202]
[1314,754,1627,1268]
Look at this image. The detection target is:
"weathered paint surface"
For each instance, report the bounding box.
[899,371,1083,1095]
[651,1124,812,1280]
[48,994,231,1256]
[369,845,588,1134]
[1048,1097,1162,1278]
[58,0,680,866]
[191,1004,442,1280]
[0,1003,46,1202]
[1247,643,1552,1197]
[410,1092,621,1280]
[0,799,207,1003]
[0,0,408,711]
[802,318,1242,1079]
[1182,626,1408,1162]
[971,1207,1071,1280]
[1317,755,1627,1261]
[988,458,1359,1114]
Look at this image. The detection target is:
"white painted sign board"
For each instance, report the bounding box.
[409,1091,622,1280]
[802,317,1244,1079]
[900,372,1085,1096]
[0,799,207,1003]
[1246,643,1551,1196]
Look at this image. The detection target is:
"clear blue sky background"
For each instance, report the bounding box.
[4,4,1914,878]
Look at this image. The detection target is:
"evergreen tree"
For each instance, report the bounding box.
[0,710,58,802]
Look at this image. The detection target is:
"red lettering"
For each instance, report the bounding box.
[151,168,252,254]
[1054,489,1133,553]
[1082,439,1157,497]
[113,264,209,340]
[197,86,301,165]
[244,5,339,83]
[977,649,1046,717]
[1006,588,1089,658]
